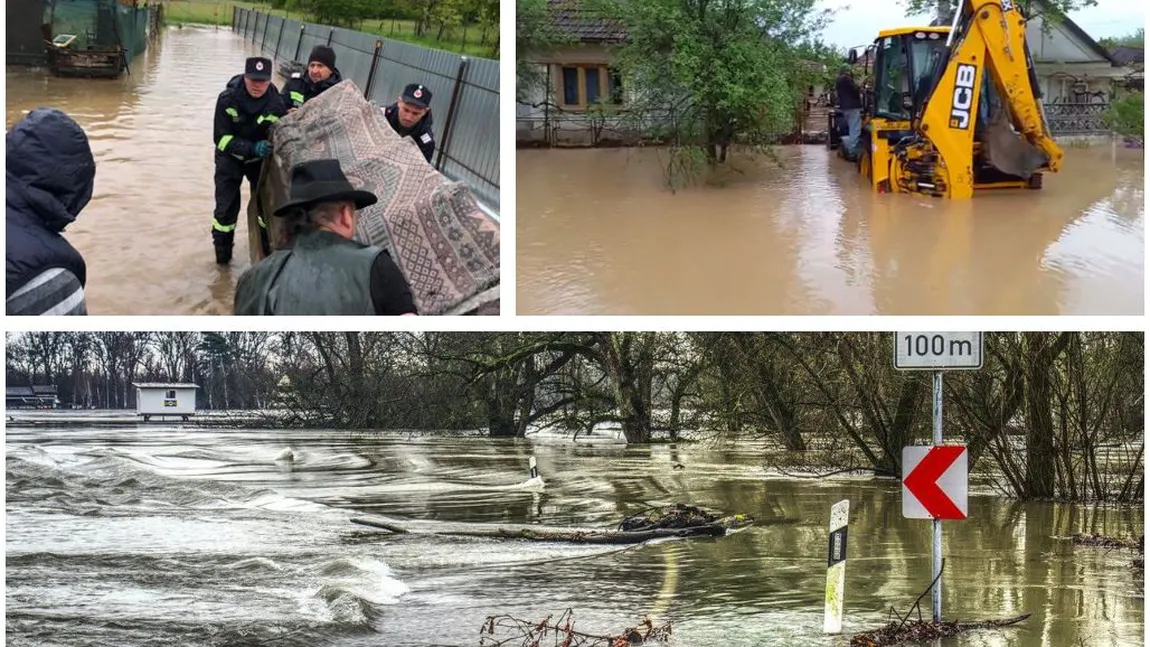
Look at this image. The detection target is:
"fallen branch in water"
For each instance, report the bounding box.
[851,561,1031,646]
[1072,533,1144,572]
[479,609,671,647]
[1072,533,1143,551]
[849,614,1031,647]
[350,515,732,544]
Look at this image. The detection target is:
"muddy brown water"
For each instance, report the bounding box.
[516,146,1144,315]
[6,27,277,315]
[5,421,1143,646]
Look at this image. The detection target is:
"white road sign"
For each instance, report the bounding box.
[894,332,983,370]
[902,445,969,520]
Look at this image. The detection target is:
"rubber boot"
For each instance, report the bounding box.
[214,243,233,265]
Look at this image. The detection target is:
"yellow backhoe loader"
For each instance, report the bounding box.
[851,0,1063,199]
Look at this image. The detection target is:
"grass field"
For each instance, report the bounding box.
[158,1,496,58]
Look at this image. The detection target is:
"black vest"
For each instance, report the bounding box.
[234,229,380,315]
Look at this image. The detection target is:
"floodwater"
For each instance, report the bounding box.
[516,146,1145,315]
[7,419,1143,647]
[6,26,274,315]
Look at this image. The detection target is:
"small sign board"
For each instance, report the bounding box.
[902,445,968,520]
[893,332,983,370]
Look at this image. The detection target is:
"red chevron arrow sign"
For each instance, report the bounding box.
[902,445,968,520]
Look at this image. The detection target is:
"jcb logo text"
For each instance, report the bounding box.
[949,64,977,130]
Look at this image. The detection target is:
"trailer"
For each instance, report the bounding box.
[132,382,199,422]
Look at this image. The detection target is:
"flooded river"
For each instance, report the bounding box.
[516,146,1144,315]
[6,27,274,315]
[7,420,1143,646]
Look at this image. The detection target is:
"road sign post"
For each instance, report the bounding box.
[894,332,982,624]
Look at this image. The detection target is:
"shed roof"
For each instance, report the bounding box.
[6,386,35,397]
[1108,45,1144,66]
[132,383,200,389]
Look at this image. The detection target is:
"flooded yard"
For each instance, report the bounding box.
[516,145,1144,315]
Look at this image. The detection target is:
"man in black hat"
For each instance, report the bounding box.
[282,45,343,111]
[211,56,287,265]
[233,159,417,316]
[383,83,436,164]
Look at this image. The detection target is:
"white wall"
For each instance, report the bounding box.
[136,388,197,416]
[1027,14,1105,65]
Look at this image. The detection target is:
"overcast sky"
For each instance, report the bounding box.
[818,0,1146,49]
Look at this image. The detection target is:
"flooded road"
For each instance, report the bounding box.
[516,146,1144,315]
[6,27,272,315]
[7,420,1143,646]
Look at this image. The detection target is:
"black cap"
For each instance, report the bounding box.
[308,45,336,71]
[401,83,432,109]
[245,56,272,81]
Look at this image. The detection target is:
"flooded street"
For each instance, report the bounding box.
[516,146,1144,315]
[7,420,1143,647]
[6,27,274,315]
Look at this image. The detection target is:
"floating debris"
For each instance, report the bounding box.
[1072,533,1142,551]
[480,609,671,647]
[1072,533,1144,573]
[850,614,1031,647]
[617,503,753,532]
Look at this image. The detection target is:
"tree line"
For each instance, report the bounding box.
[264,0,499,52]
[6,331,1142,502]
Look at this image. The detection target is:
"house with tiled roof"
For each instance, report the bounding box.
[516,0,632,145]
[1026,12,1135,102]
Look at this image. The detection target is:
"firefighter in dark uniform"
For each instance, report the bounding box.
[282,45,343,111]
[383,83,436,164]
[211,56,287,265]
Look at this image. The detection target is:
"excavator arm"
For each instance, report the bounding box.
[910,0,1064,197]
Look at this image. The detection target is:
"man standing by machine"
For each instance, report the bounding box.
[383,83,436,165]
[835,64,863,162]
[211,56,286,265]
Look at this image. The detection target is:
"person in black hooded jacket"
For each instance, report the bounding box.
[6,108,96,316]
[282,45,344,111]
[211,56,287,265]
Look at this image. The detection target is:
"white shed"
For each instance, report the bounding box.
[132,383,199,421]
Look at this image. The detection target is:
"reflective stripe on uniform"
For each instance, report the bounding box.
[290,91,305,105]
[212,218,236,233]
[258,216,267,228]
[225,107,239,119]
[217,134,234,152]
[257,114,279,125]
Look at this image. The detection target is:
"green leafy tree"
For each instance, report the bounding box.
[594,0,831,176]
[517,0,574,101]
[900,0,1098,22]
[1099,28,1143,50]
[1103,90,1143,141]
[299,0,373,27]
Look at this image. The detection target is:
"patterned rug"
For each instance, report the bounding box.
[247,80,500,315]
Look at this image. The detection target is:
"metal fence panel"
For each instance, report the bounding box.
[327,27,379,92]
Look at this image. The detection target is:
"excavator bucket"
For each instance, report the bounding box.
[980,108,1048,179]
